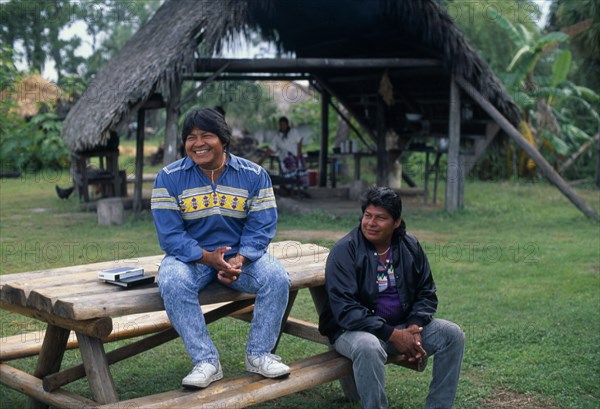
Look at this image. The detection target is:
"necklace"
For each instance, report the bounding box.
[377,246,390,256]
[198,154,226,184]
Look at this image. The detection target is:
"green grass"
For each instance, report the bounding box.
[0,173,599,408]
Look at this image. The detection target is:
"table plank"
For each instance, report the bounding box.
[0,301,113,339]
[0,255,163,284]
[52,247,328,320]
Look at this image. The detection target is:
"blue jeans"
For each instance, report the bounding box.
[334,319,465,409]
[157,253,291,365]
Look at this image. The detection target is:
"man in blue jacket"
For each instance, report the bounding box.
[151,108,291,389]
[319,187,464,409]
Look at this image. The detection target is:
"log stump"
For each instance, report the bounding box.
[97,198,124,226]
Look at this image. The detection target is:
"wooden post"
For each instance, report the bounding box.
[456,76,600,221]
[309,286,360,402]
[28,324,70,409]
[320,90,330,187]
[75,332,118,404]
[446,78,462,212]
[595,130,600,189]
[164,76,181,165]
[272,290,298,352]
[133,109,145,213]
[376,100,388,187]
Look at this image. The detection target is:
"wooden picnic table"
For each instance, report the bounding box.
[0,240,425,408]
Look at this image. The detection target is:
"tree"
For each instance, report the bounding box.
[490,7,599,176]
[0,0,161,84]
[547,0,600,107]
[445,0,541,72]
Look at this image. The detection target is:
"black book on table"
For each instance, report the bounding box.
[104,275,155,288]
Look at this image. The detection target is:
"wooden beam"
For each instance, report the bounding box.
[376,99,387,186]
[177,62,230,109]
[133,109,145,213]
[320,90,330,187]
[44,328,177,393]
[196,58,441,73]
[0,301,113,339]
[182,74,311,82]
[76,333,118,404]
[164,75,181,165]
[313,75,376,143]
[29,325,70,409]
[1,364,98,409]
[446,78,462,212]
[327,98,375,153]
[597,133,600,189]
[456,76,599,221]
[272,290,298,352]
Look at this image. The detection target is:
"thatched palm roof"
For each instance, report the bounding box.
[1,74,64,119]
[62,0,520,152]
[62,0,203,151]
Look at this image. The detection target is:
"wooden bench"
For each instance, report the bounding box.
[0,241,425,408]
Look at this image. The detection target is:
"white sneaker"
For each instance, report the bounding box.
[182,361,223,389]
[245,354,291,378]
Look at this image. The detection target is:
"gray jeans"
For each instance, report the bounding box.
[334,318,465,409]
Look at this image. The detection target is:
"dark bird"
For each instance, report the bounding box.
[55,185,74,199]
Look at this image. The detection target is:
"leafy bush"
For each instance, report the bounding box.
[1,47,69,172]
[0,112,70,172]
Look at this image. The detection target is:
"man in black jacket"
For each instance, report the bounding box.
[319,187,464,409]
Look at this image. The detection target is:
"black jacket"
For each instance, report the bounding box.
[318,224,438,344]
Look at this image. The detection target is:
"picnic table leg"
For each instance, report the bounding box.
[75,332,118,404]
[28,324,70,409]
[272,290,298,353]
[309,285,360,402]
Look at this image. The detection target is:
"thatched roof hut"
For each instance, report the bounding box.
[61,0,600,220]
[62,0,519,152]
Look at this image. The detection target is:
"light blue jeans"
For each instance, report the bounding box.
[334,318,465,409]
[157,253,291,365]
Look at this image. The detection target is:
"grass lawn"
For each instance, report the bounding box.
[0,171,598,408]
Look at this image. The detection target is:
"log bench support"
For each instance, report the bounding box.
[42,299,256,393]
[28,324,70,409]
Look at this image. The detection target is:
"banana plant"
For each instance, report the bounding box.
[490,8,598,176]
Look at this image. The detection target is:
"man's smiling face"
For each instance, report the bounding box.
[184,128,224,168]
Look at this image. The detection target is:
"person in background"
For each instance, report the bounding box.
[258,116,308,194]
[319,186,464,409]
[151,108,291,389]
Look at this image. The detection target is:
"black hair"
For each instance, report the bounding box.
[213,106,226,116]
[360,186,402,221]
[181,108,231,149]
[278,116,289,124]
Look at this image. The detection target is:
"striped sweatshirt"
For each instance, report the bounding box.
[151,154,277,263]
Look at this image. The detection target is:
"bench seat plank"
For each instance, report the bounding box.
[96,350,341,409]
